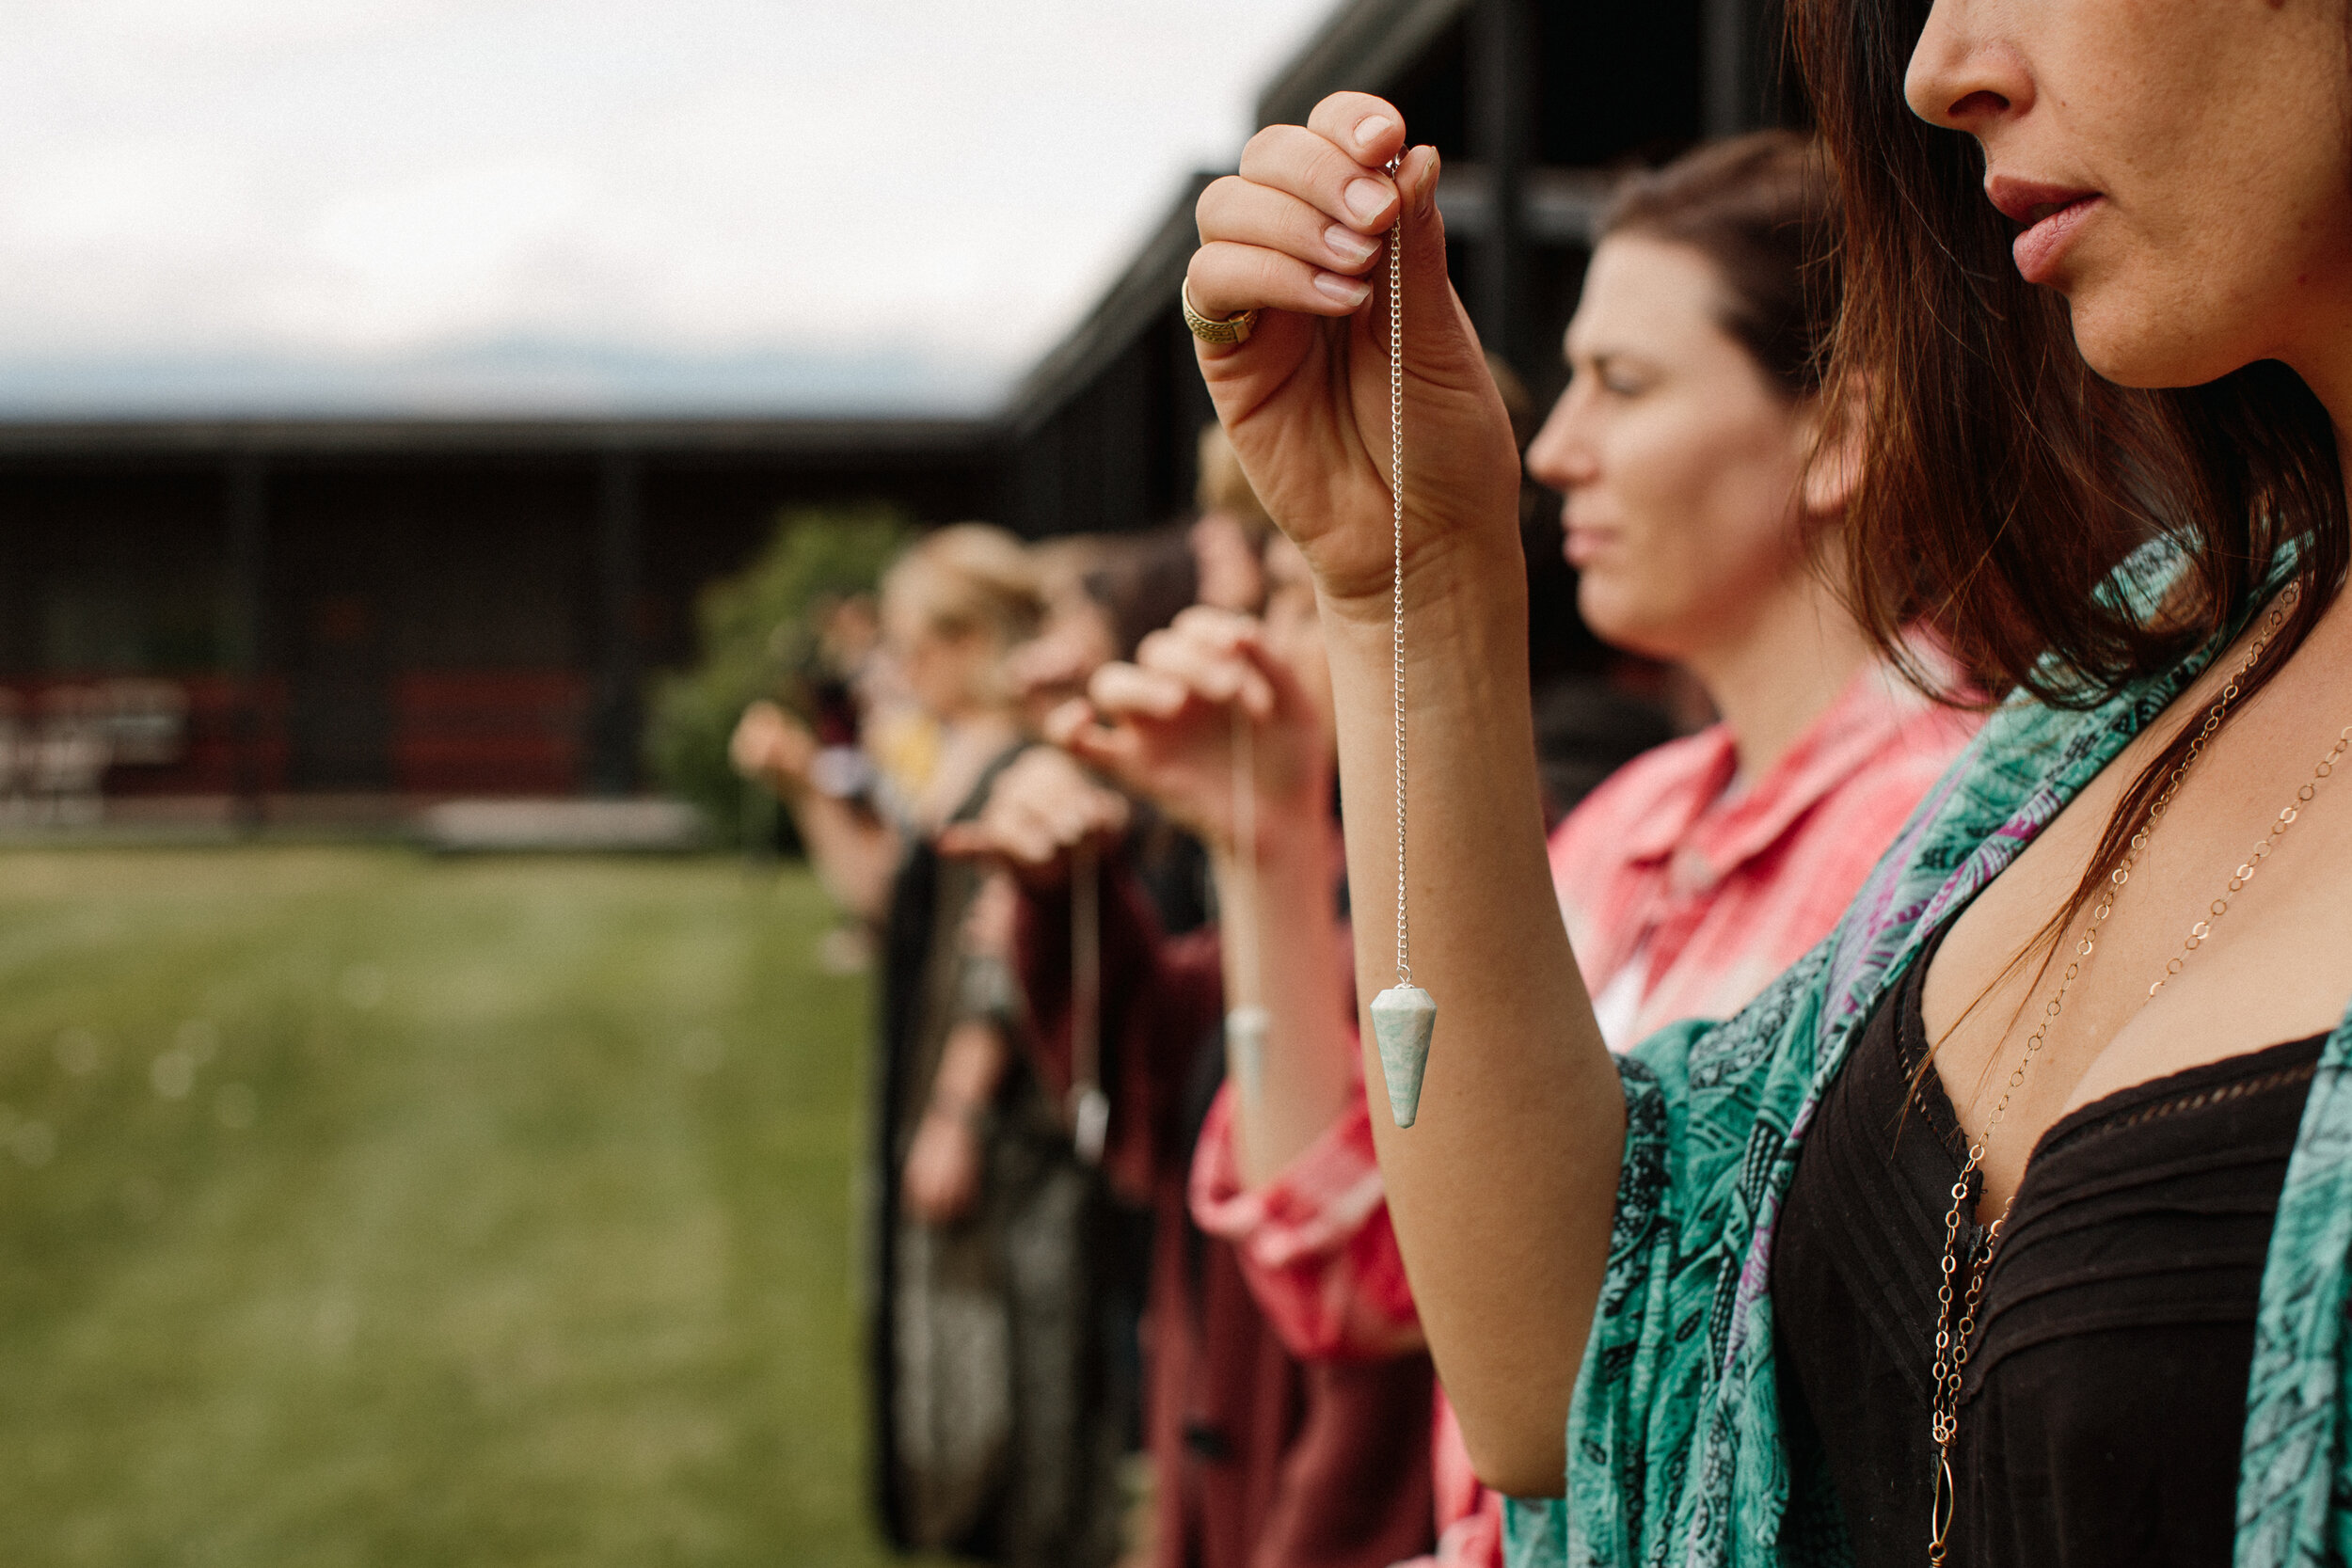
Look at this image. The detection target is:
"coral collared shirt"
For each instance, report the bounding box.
[1554,663,1979,1049]
[1190,663,1979,1565]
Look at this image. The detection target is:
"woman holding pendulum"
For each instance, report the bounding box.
[1181,0,2352,1554]
[1185,134,1978,1568]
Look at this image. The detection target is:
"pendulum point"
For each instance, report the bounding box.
[1226,1004,1270,1109]
[1370,984,1436,1129]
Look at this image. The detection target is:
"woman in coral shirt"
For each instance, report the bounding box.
[1183,132,1978,1565]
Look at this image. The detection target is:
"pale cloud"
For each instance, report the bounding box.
[0,0,1330,408]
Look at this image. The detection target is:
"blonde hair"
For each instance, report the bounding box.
[881,522,1045,652]
[1194,424,1274,543]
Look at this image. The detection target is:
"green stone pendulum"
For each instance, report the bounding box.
[1367,163,1437,1131]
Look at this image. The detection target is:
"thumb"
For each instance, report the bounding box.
[1374,146,1485,386]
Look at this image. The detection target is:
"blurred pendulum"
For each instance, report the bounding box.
[1225,705,1270,1135]
[1069,838,1109,1165]
[1369,160,1437,1131]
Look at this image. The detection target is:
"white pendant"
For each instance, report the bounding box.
[1225,1004,1270,1109]
[1370,985,1436,1129]
[1070,1085,1110,1167]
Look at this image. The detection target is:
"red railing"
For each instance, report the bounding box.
[0,670,595,797]
[391,671,588,795]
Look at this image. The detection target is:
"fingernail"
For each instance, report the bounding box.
[1344,178,1392,224]
[1325,223,1377,263]
[1354,114,1395,150]
[1313,271,1372,307]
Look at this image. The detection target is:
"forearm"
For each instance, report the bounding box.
[1322,538,1624,1497]
[1212,815,1357,1185]
[784,793,898,922]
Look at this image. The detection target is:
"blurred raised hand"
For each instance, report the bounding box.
[728,700,819,794]
[935,746,1132,892]
[1048,607,1329,856]
[1185,92,1521,616]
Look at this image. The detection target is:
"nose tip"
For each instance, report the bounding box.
[1904,6,2028,132]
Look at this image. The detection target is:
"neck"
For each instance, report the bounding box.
[916,706,1021,826]
[1680,563,1878,784]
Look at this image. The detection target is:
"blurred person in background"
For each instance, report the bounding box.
[1182,132,1979,1566]
[733,523,1123,1567]
[1008,536,1114,733]
[946,530,1438,1568]
[972,522,1210,1559]
[1008,529,1201,747]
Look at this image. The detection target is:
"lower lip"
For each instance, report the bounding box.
[1563,528,1609,569]
[2012,195,2103,284]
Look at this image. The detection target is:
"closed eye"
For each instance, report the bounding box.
[1592,356,1648,398]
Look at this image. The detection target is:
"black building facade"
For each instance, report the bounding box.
[0,0,1783,810]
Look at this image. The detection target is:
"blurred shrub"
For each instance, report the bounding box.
[646,506,911,848]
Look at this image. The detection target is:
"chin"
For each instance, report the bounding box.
[1577,594,1675,662]
[2065,287,2263,392]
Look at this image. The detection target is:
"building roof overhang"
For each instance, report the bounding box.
[0,415,1001,464]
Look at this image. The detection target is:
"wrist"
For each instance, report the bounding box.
[1213,793,1338,876]
[926,1095,989,1132]
[1311,522,1528,635]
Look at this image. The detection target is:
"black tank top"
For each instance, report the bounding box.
[1772,919,2326,1567]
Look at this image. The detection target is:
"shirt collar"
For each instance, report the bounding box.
[1626,662,1946,891]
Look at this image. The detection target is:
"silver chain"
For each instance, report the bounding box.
[1386,158,1409,988]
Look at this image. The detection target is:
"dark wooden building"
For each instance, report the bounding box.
[0,0,1782,812]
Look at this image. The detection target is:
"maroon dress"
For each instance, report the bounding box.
[1018,857,1436,1568]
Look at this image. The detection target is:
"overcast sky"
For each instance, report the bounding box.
[0,0,1332,415]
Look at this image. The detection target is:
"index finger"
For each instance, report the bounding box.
[1305,92,1406,171]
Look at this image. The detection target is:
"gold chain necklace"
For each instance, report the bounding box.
[1923,585,2352,1566]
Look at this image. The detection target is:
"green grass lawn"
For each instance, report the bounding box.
[0,847,917,1568]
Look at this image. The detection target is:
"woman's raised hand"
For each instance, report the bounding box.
[729,700,818,792]
[1048,608,1329,854]
[1186,93,1522,616]
[935,746,1132,892]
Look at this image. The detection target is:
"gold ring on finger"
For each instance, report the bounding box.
[1182,280,1259,345]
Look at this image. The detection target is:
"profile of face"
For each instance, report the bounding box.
[1523,234,1827,663]
[1004,579,1119,724]
[1904,0,2352,389]
[880,589,998,723]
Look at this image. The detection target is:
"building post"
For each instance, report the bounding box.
[225,453,268,831]
[588,449,643,796]
[1469,0,1535,376]
[1705,0,1770,136]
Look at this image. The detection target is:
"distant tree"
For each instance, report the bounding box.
[645,505,910,848]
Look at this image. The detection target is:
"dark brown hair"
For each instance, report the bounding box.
[1082,526,1199,660]
[1602,129,1842,401]
[1789,0,2350,981]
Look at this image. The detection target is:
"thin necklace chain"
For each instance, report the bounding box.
[1924,586,2342,1565]
[1232,705,1261,1009]
[1385,157,1410,987]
